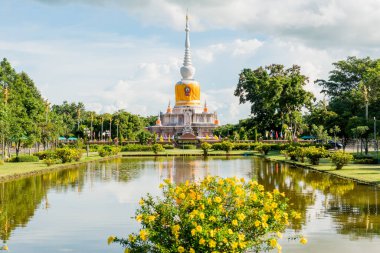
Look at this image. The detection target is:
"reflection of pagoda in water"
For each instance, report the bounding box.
[148,15,219,140]
[157,157,210,183]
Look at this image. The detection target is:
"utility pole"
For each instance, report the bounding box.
[109,118,112,142]
[375,117,378,162]
[101,117,104,142]
[90,113,94,142]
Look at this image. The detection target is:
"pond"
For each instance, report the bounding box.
[1,156,380,252]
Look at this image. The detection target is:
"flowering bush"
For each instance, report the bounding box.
[152,144,165,154]
[200,142,212,156]
[255,143,272,155]
[305,146,328,165]
[330,151,353,170]
[110,176,303,252]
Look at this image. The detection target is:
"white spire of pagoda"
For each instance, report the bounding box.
[180,12,196,80]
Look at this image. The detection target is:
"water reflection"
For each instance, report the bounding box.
[0,157,379,251]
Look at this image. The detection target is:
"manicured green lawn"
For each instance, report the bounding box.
[265,150,380,185]
[0,152,109,179]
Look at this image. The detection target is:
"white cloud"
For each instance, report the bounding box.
[232,39,263,56]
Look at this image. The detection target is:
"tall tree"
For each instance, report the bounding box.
[234,64,314,137]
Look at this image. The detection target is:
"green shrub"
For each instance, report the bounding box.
[33,150,56,160]
[200,142,212,156]
[331,151,353,170]
[305,146,328,165]
[179,144,197,150]
[44,158,61,166]
[162,144,175,149]
[152,144,165,154]
[55,148,82,163]
[232,143,253,150]
[212,143,223,151]
[352,154,376,164]
[220,141,234,154]
[121,144,153,152]
[9,155,39,163]
[255,143,272,155]
[98,145,120,157]
[109,176,303,253]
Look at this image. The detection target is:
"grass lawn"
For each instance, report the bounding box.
[265,150,380,185]
[0,152,112,180]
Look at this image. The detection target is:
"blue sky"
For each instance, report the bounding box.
[1,0,380,123]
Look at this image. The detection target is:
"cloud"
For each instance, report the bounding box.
[34,0,380,48]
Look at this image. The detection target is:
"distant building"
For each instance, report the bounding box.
[148,15,219,141]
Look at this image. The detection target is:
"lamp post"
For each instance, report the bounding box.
[101,117,104,142]
[90,113,94,142]
[84,128,90,157]
[375,117,378,163]
[109,118,112,142]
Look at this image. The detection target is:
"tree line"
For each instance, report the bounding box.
[216,56,380,153]
[0,58,156,158]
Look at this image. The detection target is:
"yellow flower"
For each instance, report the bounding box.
[124,248,131,253]
[300,237,308,245]
[214,196,222,203]
[179,193,186,199]
[209,229,215,237]
[209,216,216,222]
[228,229,233,235]
[159,183,164,188]
[139,229,148,241]
[136,214,143,222]
[199,238,205,245]
[277,232,283,239]
[232,219,238,226]
[190,248,195,253]
[148,215,156,222]
[270,238,277,248]
[237,213,246,221]
[277,244,282,252]
[254,220,261,227]
[178,246,185,253]
[238,233,245,241]
[209,239,216,248]
[239,241,247,248]
[128,234,136,242]
[199,212,205,219]
[107,236,115,245]
[139,198,144,205]
[196,225,202,232]
[251,193,257,201]
[191,229,196,236]
[231,242,238,249]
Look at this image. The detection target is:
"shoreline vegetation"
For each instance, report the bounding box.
[1,148,380,186]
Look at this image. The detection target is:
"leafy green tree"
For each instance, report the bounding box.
[234,64,314,137]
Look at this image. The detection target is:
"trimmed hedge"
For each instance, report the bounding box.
[9,155,39,163]
[162,144,175,149]
[179,144,197,150]
[33,150,56,160]
[353,154,376,164]
[98,146,120,157]
[121,144,153,152]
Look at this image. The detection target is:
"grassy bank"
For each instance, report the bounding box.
[0,152,119,181]
[264,151,380,186]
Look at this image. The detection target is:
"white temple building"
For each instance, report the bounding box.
[147,14,219,141]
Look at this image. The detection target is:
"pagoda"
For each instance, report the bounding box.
[148,14,219,141]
